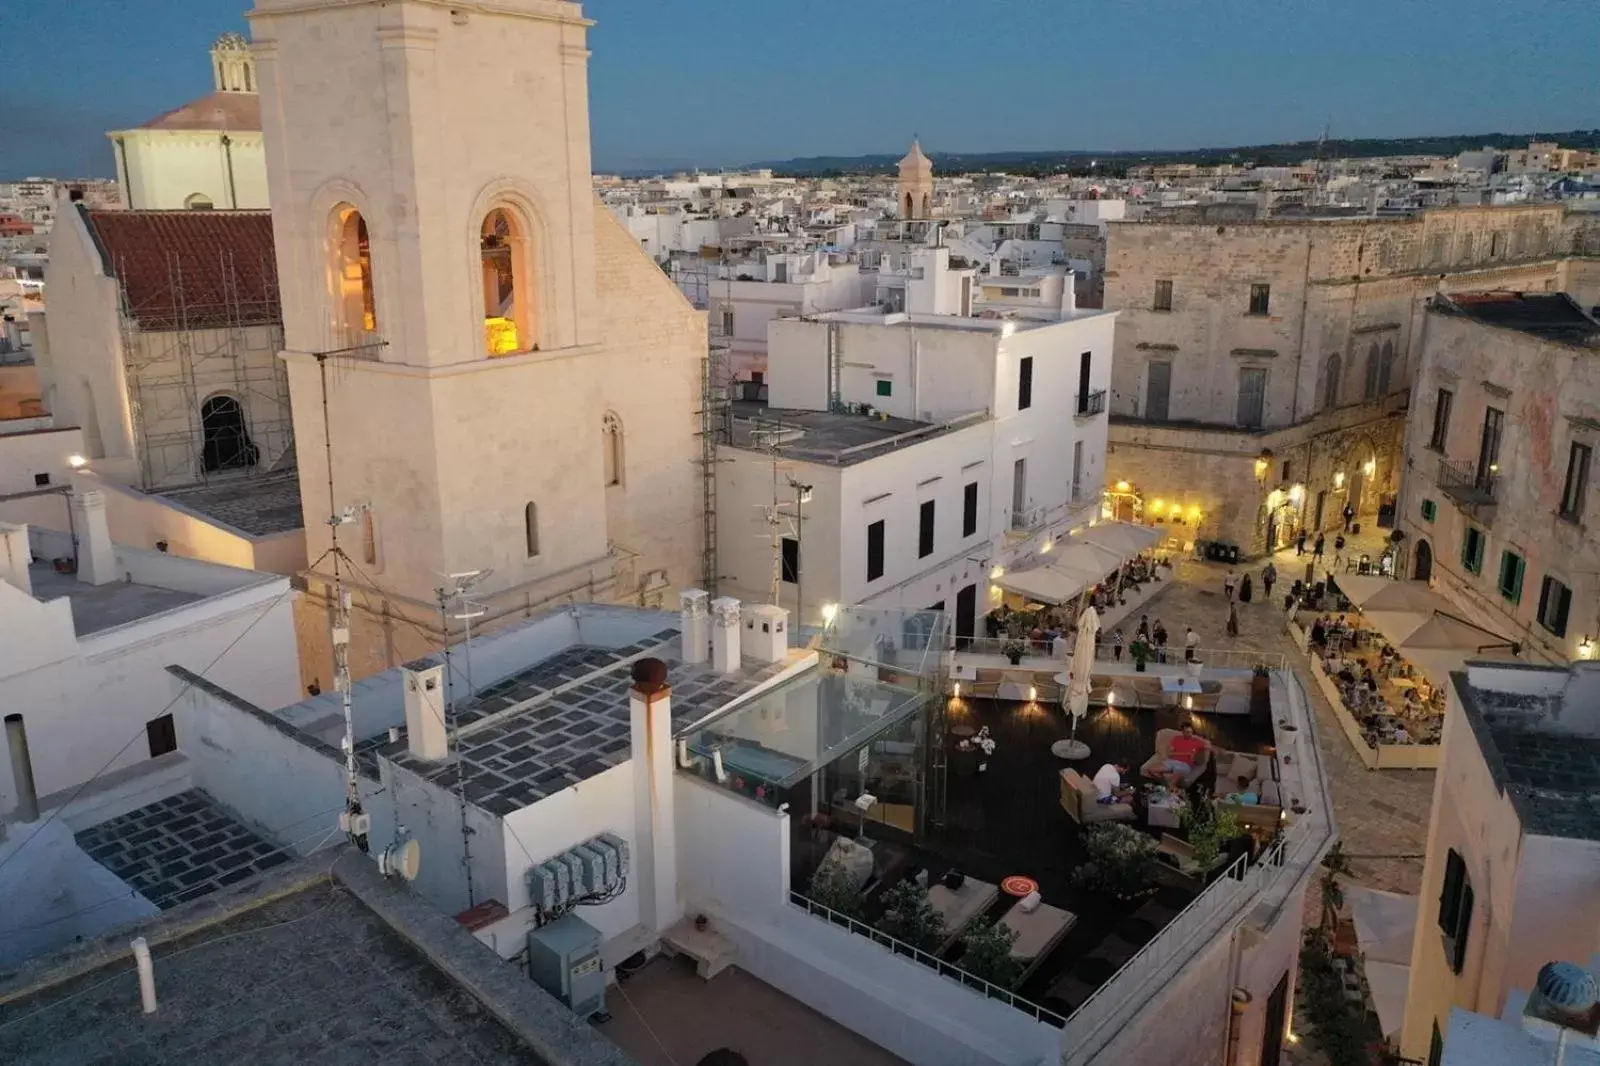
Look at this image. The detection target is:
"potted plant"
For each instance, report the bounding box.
[807,854,864,919]
[1070,823,1159,900]
[1130,636,1150,673]
[958,917,1022,988]
[1179,803,1242,871]
[876,880,946,952]
[1002,639,1026,665]
[1250,663,1272,724]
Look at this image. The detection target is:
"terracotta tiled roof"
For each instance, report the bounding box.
[85,208,281,330]
[136,90,261,132]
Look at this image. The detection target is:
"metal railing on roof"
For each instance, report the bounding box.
[787,892,1069,1029]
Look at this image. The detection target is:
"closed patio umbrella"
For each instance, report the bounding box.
[1052,606,1099,760]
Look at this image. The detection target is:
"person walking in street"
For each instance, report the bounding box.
[1111,627,1125,662]
[1223,569,1238,601]
[1262,561,1277,600]
[1136,614,1151,641]
[1342,503,1355,533]
[1239,573,1253,603]
[1313,532,1326,561]
[1296,530,1307,556]
[1184,625,1199,663]
[1333,532,1347,572]
[1226,602,1240,639]
[1153,619,1169,663]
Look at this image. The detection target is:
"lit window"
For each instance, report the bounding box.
[334,205,377,339]
[482,208,536,356]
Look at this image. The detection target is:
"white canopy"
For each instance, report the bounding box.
[1345,604,1520,687]
[993,559,1103,606]
[1344,884,1417,1040]
[1072,521,1163,558]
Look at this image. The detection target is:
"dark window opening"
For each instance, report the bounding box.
[33,472,49,487]
[1428,388,1453,451]
[962,482,978,537]
[1248,283,1271,315]
[781,536,799,584]
[1437,848,1474,975]
[866,520,885,581]
[1560,441,1591,521]
[1153,279,1173,312]
[918,499,935,558]
[1538,576,1571,637]
[1018,357,1033,410]
[146,713,178,758]
[200,395,258,473]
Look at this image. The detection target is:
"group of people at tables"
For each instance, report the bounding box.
[1308,615,1443,747]
[1088,724,1259,810]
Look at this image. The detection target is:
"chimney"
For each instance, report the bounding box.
[628,658,680,933]
[0,522,30,597]
[1060,273,1078,317]
[401,660,448,761]
[743,604,789,664]
[679,588,710,664]
[70,489,118,586]
[710,596,742,673]
[5,714,40,823]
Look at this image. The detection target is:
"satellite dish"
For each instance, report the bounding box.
[379,837,421,881]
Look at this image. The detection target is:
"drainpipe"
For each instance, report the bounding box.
[5,713,40,823]
[221,135,238,209]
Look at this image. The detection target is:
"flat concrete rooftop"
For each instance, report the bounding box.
[0,883,535,1065]
[29,562,202,636]
[729,402,982,465]
[385,627,800,816]
[159,471,304,537]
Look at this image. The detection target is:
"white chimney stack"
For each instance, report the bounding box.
[1060,272,1077,317]
[743,604,789,664]
[0,522,30,597]
[679,588,710,664]
[629,658,680,932]
[402,661,448,761]
[70,489,118,587]
[710,596,742,673]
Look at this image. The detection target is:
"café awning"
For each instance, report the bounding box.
[1072,521,1163,559]
[1353,605,1520,686]
[1334,575,1441,613]
[993,558,1104,606]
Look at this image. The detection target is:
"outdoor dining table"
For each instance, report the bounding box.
[1160,675,1202,707]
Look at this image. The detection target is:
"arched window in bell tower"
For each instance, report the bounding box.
[332,205,378,344]
[481,207,537,357]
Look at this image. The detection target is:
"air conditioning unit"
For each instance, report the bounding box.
[527,914,606,1019]
[525,833,631,913]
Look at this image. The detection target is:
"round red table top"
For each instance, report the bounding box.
[1001,875,1039,898]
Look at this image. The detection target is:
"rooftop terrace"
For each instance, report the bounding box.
[159,471,304,537]
[1455,662,1600,841]
[29,562,202,636]
[1434,291,1600,347]
[385,626,802,816]
[729,401,985,465]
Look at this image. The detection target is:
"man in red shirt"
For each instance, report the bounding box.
[1160,723,1209,789]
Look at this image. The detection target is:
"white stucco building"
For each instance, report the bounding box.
[249,0,708,684]
[0,497,298,815]
[107,34,268,211]
[713,283,1116,635]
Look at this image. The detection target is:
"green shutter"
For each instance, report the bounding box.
[1421,499,1437,522]
[1499,552,1523,603]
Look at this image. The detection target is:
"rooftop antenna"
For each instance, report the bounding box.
[435,567,492,907]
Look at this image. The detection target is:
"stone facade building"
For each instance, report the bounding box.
[250,0,707,682]
[1396,292,1600,665]
[1102,205,1600,556]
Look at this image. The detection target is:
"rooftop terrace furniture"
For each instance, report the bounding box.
[1139,727,1212,786]
[1059,768,1135,825]
[1000,901,1078,985]
[1212,747,1283,830]
[929,876,1000,951]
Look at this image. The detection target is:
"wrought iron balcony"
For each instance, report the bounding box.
[1075,389,1107,418]
[1437,456,1497,506]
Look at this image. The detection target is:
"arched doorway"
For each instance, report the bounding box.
[201,395,257,473]
[1413,539,1433,582]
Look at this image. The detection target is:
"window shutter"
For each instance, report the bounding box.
[1556,584,1572,636]
[1538,578,1551,626]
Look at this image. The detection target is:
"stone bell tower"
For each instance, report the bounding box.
[250,0,705,681]
[898,138,934,219]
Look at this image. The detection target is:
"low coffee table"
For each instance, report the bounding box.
[1139,787,1184,830]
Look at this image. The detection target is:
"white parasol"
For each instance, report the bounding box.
[1052,605,1099,760]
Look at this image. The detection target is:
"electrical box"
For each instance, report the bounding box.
[526,914,606,1019]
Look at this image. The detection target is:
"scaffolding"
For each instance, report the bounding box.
[695,336,733,593]
[117,248,294,491]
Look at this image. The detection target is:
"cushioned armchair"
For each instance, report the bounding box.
[1212,748,1283,830]
[1139,727,1212,786]
[1059,769,1134,825]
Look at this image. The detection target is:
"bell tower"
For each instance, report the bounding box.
[251,0,706,680]
[898,138,934,219]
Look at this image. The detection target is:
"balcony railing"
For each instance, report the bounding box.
[789,892,1069,1029]
[1010,506,1047,532]
[1075,390,1107,418]
[1437,456,1497,505]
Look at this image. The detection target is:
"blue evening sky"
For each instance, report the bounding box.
[2,0,1595,178]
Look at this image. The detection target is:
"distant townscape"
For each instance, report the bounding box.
[0,11,1597,1066]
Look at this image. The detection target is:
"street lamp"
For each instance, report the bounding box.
[1254,448,1273,484]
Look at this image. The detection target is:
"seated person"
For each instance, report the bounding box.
[1309,617,1327,647]
[1092,761,1133,804]
[1160,723,1209,789]
[1224,775,1259,805]
[1336,663,1357,686]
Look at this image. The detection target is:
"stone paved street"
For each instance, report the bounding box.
[1135,529,1434,896]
